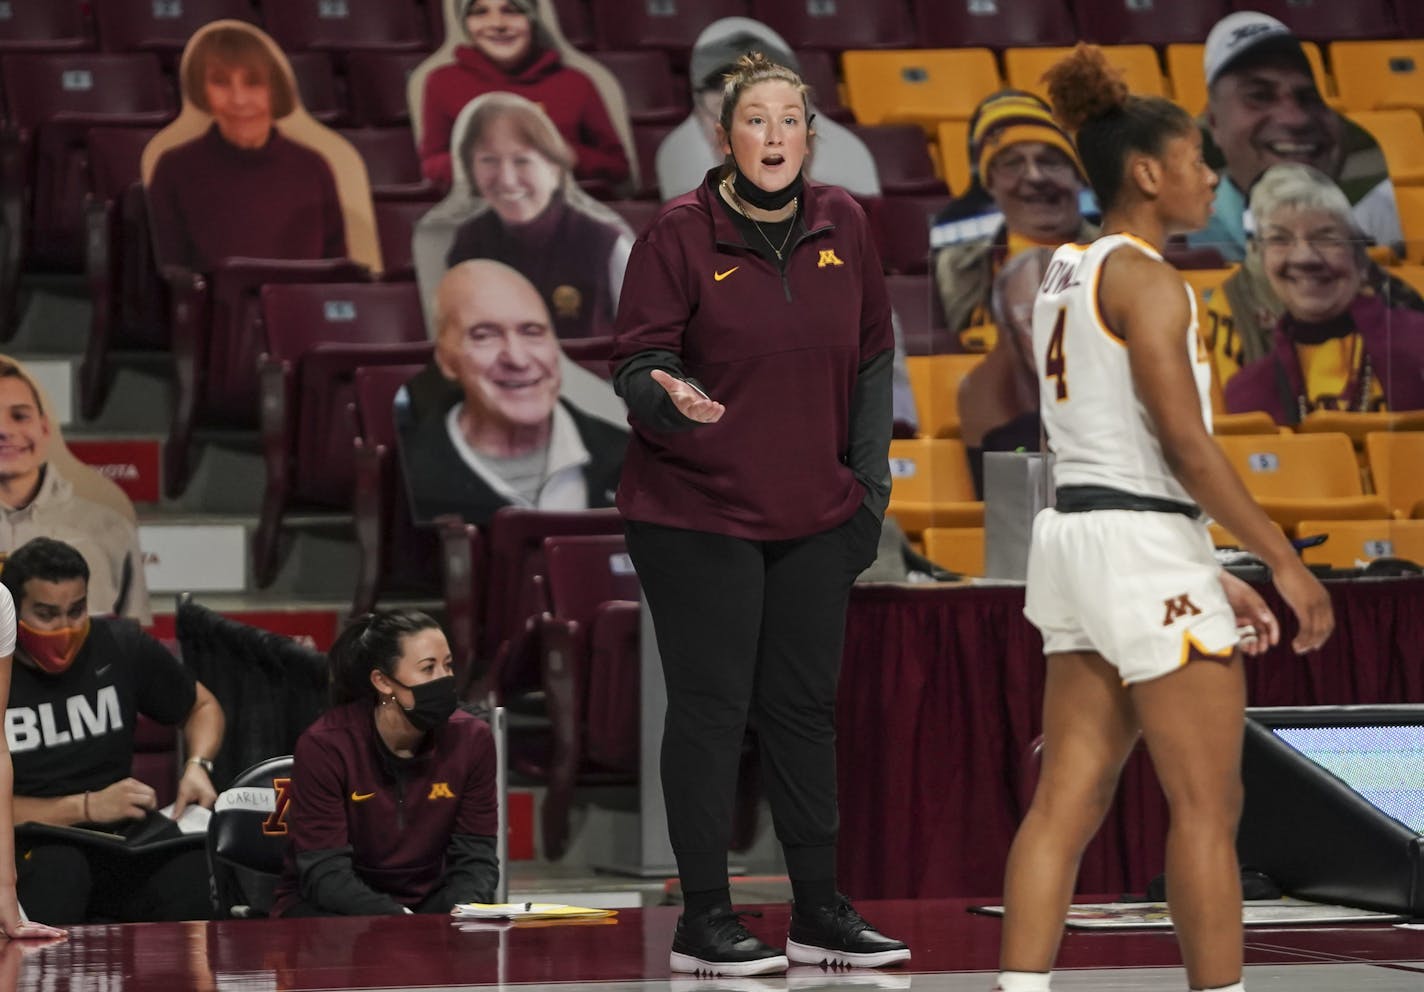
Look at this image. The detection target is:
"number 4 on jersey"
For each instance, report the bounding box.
[1045,308,1068,401]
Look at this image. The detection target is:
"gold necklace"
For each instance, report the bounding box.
[722,178,798,260]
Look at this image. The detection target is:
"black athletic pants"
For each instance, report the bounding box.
[625,507,880,894]
[17,842,214,925]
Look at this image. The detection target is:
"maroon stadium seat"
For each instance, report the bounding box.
[606,198,661,237]
[252,281,432,586]
[915,0,1075,49]
[1234,0,1398,42]
[373,198,431,281]
[591,50,686,125]
[81,126,168,418]
[871,193,950,275]
[94,0,258,57]
[796,47,851,122]
[590,0,750,53]
[351,363,441,614]
[549,0,596,51]
[525,533,641,858]
[847,123,948,197]
[345,51,425,126]
[132,713,180,810]
[0,1,92,53]
[163,257,369,497]
[337,127,436,200]
[1399,4,1424,37]
[631,121,675,199]
[285,51,348,126]
[751,0,916,51]
[1073,0,1228,47]
[0,52,173,329]
[440,506,623,690]
[885,272,954,356]
[263,0,429,53]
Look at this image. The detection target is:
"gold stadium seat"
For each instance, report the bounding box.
[1165,42,1338,116]
[841,48,1002,129]
[1208,519,1283,549]
[1347,110,1424,186]
[935,119,973,196]
[1296,519,1424,568]
[905,353,985,439]
[1006,44,1164,100]
[886,438,983,537]
[922,526,985,577]
[1396,186,1424,263]
[1214,432,1389,534]
[1387,264,1424,297]
[1213,411,1281,436]
[1330,40,1424,115]
[1297,409,1424,450]
[1364,431,1424,519]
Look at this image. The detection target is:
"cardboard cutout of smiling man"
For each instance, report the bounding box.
[142,20,381,274]
[0,357,149,624]
[397,260,626,526]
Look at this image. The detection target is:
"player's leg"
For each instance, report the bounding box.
[999,649,1139,978]
[1131,650,1246,991]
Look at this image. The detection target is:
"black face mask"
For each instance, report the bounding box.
[731,165,804,211]
[390,675,458,732]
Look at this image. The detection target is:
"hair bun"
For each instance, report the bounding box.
[1043,44,1129,133]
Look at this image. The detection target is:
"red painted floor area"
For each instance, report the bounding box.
[5,900,1423,990]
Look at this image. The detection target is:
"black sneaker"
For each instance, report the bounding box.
[785,895,911,969]
[670,908,790,977]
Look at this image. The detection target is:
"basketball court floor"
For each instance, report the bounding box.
[13,899,1423,991]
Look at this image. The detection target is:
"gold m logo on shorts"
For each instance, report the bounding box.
[1161,593,1202,626]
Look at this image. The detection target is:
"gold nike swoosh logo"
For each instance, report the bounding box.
[350,791,375,802]
[714,267,738,281]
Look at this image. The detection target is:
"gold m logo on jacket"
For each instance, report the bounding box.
[817,249,843,268]
[1161,594,1202,626]
[427,782,456,800]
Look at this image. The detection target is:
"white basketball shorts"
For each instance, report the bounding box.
[1024,507,1241,685]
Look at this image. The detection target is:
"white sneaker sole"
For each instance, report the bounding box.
[669,950,790,977]
[785,939,912,969]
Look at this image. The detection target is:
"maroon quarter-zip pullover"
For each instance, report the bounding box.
[612,174,893,541]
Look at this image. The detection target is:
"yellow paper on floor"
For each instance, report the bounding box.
[451,902,617,921]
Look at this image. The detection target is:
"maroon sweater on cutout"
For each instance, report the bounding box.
[419,45,630,187]
[612,178,893,540]
[147,123,346,272]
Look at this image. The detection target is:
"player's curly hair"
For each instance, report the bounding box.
[1043,44,1194,212]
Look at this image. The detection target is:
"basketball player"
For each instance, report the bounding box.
[993,46,1335,992]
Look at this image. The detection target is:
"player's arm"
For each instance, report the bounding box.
[1102,249,1333,654]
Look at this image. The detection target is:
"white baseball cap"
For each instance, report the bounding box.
[1203,11,1309,88]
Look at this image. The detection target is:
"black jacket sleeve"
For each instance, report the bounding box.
[847,347,894,520]
[424,833,499,911]
[613,349,709,433]
[295,847,407,916]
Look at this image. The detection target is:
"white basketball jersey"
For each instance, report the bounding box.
[1032,233,1213,504]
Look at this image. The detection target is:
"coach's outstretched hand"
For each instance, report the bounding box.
[650,369,724,424]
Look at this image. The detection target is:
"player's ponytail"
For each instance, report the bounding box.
[1043,44,1194,211]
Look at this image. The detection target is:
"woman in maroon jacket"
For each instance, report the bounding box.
[613,53,908,977]
[270,610,498,917]
[419,0,629,188]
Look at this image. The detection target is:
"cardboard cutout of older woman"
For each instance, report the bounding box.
[415,92,634,343]
[143,22,375,273]
[1224,164,1424,425]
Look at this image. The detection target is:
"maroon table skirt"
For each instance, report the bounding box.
[834,577,1424,900]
